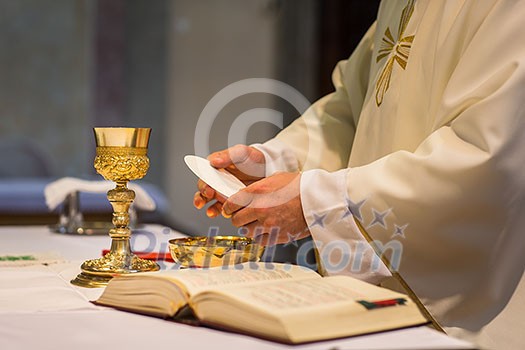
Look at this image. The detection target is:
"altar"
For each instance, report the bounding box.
[0,225,475,350]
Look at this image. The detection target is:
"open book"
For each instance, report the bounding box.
[94,262,428,344]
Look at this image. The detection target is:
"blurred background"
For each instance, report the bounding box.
[0,0,379,256]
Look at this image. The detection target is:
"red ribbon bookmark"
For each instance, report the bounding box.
[357,298,407,310]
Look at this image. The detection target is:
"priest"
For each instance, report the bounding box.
[194,1,525,348]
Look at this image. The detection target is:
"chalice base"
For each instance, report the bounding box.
[71,252,160,288]
[70,272,113,288]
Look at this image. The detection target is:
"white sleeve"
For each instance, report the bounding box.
[300,168,391,284]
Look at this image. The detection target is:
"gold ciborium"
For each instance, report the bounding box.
[71,127,160,288]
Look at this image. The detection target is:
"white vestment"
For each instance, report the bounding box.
[255,1,525,349]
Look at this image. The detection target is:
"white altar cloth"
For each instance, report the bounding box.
[0,225,474,350]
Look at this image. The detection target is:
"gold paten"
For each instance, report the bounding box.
[169,236,264,268]
[71,128,159,288]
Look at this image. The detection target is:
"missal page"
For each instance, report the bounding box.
[241,276,366,311]
[206,275,407,313]
[157,262,320,295]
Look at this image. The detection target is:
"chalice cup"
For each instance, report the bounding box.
[71,127,160,288]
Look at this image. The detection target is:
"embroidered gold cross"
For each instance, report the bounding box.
[375,0,415,107]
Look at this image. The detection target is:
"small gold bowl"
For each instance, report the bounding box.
[168,236,265,268]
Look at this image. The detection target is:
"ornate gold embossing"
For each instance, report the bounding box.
[81,251,159,273]
[375,0,415,106]
[94,146,149,183]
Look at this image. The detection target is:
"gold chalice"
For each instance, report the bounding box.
[71,127,159,288]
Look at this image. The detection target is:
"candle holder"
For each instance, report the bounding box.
[71,127,159,288]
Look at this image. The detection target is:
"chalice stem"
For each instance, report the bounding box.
[107,181,135,267]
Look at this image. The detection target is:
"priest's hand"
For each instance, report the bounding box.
[193,145,266,218]
[222,172,310,246]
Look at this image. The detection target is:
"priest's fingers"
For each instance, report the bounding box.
[197,179,215,200]
[230,208,258,227]
[208,144,250,169]
[222,190,254,216]
[206,201,223,218]
[208,145,265,181]
[193,192,207,209]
